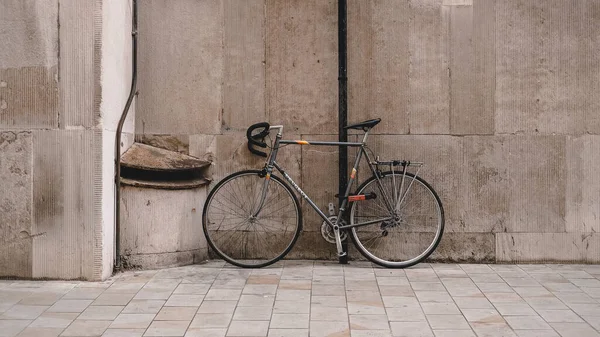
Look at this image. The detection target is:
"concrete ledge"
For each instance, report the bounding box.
[121,249,207,270]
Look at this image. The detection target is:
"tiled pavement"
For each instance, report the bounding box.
[1,261,600,337]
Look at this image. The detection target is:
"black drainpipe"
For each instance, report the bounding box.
[338,0,349,264]
[114,0,138,271]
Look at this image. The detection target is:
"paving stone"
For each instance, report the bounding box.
[47,299,92,313]
[273,300,310,314]
[312,285,345,296]
[567,303,600,316]
[310,306,348,321]
[30,313,78,328]
[78,306,124,321]
[549,322,600,336]
[410,282,446,291]
[0,304,48,319]
[267,329,309,337]
[19,293,63,306]
[382,297,419,308]
[144,320,190,336]
[432,331,476,337]
[311,296,347,307]
[106,283,146,294]
[205,289,242,301]
[189,313,233,328]
[173,284,210,295]
[347,290,384,302]
[310,321,350,337]
[121,300,165,314]
[93,293,136,306]
[414,291,453,303]
[389,321,433,337]
[61,320,111,336]
[421,303,460,315]
[101,329,145,337]
[237,295,275,307]
[62,288,104,300]
[494,302,537,316]
[232,306,272,321]
[242,285,278,295]
[386,306,427,322]
[470,323,518,337]
[164,295,203,307]
[351,330,392,337]
[525,297,568,310]
[452,296,494,309]
[109,314,155,329]
[513,330,559,337]
[184,328,227,337]
[556,292,597,304]
[461,309,504,324]
[278,280,311,290]
[271,313,309,328]
[426,314,470,330]
[16,327,63,337]
[536,309,583,323]
[505,315,551,330]
[349,314,389,330]
[0,319,31,337]
[348,301,386,315]
[155,307,197,321]
[197,301,237,314]
[227,320,269,336]
[246,275,280,285]
[485,293,525,303]
[477,283,515,293]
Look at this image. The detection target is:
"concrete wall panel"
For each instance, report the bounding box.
[460,136,509,233]
[506,136,566,233]
[495,0,599,135]
[0,132,33,278]
[223,0,266,131]
[497,233,600,263]
[361,135,462,232]
[59,0,99,128]
[408,0,450,134]
[137,0,223,135]
[431,232,495,262]
[566,135,600,233]
[448,1,495,135]
[348,0,410,134]
[266,0,338,134]
[0,0,58,69]
[32,130,103,280]
[0,67,59,128]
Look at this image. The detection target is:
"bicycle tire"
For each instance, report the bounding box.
[202,170,302,268]
[349,171,444,268]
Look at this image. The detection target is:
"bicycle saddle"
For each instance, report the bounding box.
[344,118,381,131]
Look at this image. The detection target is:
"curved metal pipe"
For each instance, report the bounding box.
[114,0,138,271]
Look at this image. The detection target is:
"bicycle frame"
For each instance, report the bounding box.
[253,125,412,257]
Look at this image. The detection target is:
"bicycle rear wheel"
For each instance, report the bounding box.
[202,170,301,268]
[349,172,444,268]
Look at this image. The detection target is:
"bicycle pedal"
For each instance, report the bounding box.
[338,252,347,257]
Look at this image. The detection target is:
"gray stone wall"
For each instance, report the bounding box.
[0,0,133,279]
[136,0,600,263]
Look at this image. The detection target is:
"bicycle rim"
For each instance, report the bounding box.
[350,172,444,268]
[202,170,301,268]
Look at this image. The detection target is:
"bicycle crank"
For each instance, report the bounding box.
[321,216,347,244]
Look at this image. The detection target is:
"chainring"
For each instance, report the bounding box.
[321,216,348,244]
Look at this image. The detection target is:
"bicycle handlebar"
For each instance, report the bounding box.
[246,122,270,157]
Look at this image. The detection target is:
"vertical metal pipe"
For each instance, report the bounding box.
[338,0,349,264]
[114,0,138,271]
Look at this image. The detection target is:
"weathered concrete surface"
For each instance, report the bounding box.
[448,0,495,135]
[31,130,104,280]
[0,0,59,128]
[431,232,495,263]
[120,186,208,269]
[566,135,600,233]
[348,0,409,134]
[497,233,600,263]
[223,0,266,131]
[0,67,59,128]
[136,0,222,135]
[408,0,450,134]
[506,136,566,233]
[59,0,100,128]
[360,135,462,232]
[0,0,58,69]
[495,0,600,135]
[460,136,509,233]
[0,132,33,278]
[266,0,338,134]
[137,134,190,154]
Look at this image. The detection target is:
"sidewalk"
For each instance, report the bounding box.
[1,261,599,337]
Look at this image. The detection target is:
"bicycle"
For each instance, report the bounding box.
[202,118,444,268]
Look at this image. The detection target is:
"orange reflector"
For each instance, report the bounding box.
[296,140,309,145]
[348,195,366,202]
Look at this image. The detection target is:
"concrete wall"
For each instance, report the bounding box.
[135,0,600,263]
[0,0,134,280]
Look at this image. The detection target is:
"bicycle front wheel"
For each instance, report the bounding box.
[349,172,444,268]
[202,170,301,268]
